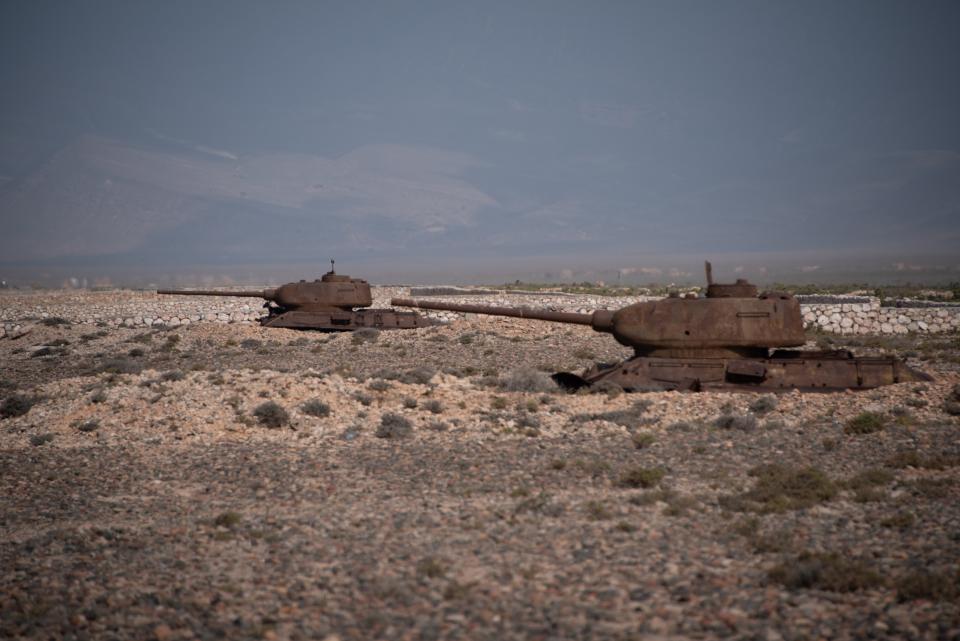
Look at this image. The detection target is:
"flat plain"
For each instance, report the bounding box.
[2,289,959,640]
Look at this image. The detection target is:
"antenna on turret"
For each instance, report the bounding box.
[330,258,335,274]
[704,261,714,286]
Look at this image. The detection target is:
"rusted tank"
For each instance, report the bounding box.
[391,263,931,392]
[159,261,436,330]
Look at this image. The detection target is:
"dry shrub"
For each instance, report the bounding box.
[376,413,412,439]
[423,399,443,414]
[98,358,143,375]
[576,399,653,428]
[368,379,392,392]
[714,413,758,432]
[498,369,558,393]
[895,570,960,602]
[720,464,837,513]
[253,401,289,428]
[769,552,882,592]
[749,395,778,415]
[400,367,436,385]
[1,394,35,419]
[886,450,960,470]
[301,399,330,417]
[617,467,665,489]
[351,328,380,345]
[844,412,885,435]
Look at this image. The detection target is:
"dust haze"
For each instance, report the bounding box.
[1,2,958,286]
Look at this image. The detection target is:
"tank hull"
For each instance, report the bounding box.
[261,308,438,331]
[553,350,932,393]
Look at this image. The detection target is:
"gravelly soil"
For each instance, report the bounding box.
[2,299,960,640]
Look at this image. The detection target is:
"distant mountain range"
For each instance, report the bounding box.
[0,135,522,264]
[1,135,957,287]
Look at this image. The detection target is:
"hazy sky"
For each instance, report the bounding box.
[1,1,958,283]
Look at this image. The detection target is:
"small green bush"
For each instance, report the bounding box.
[617,467,665,489]
[585,500,613,520]
[842,468,894,491]
[721,464,837,513]
[845,412,885,435]
[213,511,242,528]
[402,397,418,409]
[631,433,655,450]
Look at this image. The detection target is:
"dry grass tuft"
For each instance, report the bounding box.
[617,467,665,489]
[376,413,413,439]
[720,464,837,513]
[769,552,882,592]
[252,401,290,428]
[1,394,36,419]
[844,412,885,435]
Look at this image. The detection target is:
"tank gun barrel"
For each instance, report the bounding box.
[157,288,277,299]
[391,297,607,328]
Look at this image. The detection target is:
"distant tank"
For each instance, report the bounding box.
[159,261,436,331]
[391,262,931,392]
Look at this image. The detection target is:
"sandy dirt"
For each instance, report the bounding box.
[2,294,959,640]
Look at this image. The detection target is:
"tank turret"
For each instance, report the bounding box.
[391,262,930,392]
[159,261,435,331]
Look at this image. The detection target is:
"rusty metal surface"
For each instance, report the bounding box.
[391,263,931,392]
[262,309,437,330]
[156,289,275,299]
[568,352,932,392]
[389,298,594,325]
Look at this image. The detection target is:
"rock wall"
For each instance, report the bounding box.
[2,289,958,338]
[800,299,960,335]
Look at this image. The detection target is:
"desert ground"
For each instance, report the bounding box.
[2,289,959,640]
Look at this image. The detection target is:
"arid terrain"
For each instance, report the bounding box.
[2,290,960,640]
